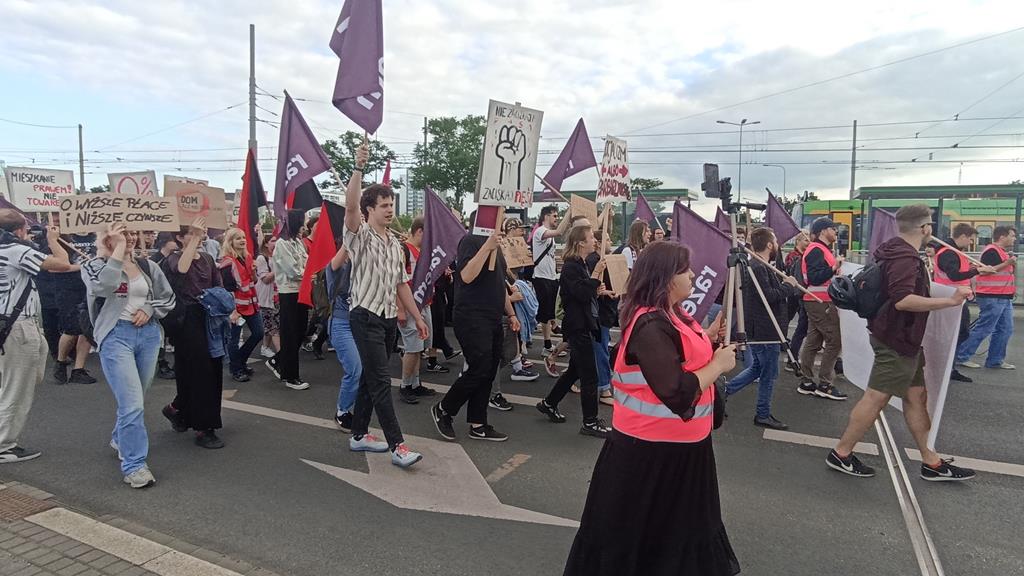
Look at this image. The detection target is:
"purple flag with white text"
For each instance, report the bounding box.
[274,93,333,220]
[330,0,384,134]
[672,202,733,323]
[411,188,466,310]
[541,118,596,200]
[869,208,899,255]
[765,191,800,244]
[634,192,659,228]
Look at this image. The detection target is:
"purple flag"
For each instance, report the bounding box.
[274,92,333,219]
[0,196,38,225]
[869,208,899,255]
[411,187,466,310]
[634,192,659,228]
[330,0,384,134]
[714,206,731,232]
[765,191,800,244]
[672,202,733,323]
[541,118,596,200]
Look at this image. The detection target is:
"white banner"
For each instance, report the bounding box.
[475,99,543,208]
[837,262,959,450]
[3,166,76,211]
[108,171,158,196]
[596,136,630,204]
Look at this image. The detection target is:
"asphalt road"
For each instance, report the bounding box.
[1,315,1021,576]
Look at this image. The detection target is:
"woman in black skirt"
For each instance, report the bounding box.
[564,241,740,576]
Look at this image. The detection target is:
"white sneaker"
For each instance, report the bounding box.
[391,444,423,468]
[993,362,1016,370]
[110,440,122,461]
[350,434,389,453]
[123,465,156,489]
[958,361,981,369]
[260,346,275,358]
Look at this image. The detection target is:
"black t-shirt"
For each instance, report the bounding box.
[453,234,507,320]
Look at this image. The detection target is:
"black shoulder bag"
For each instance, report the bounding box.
[0,279,35,354]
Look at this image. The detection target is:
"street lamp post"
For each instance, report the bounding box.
[717,118,760,204]
[762,164,786,200]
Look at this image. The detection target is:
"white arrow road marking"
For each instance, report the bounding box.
[222,400,579,527]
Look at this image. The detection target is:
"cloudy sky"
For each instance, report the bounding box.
[2,0,1023,216]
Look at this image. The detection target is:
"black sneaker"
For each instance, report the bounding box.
[826,449,875,477]
[161,404,188,433]
[284,379,310,391]
[488,393,513,411]
[400,387,419,404]
[231,371,251,383]
[444,350,463,362]
[412,385,437,397]
[430,403,455,440]
[536,400,566,423]
[797,381,818,396]
[921,459,976,482]
[0,446,41,464]
[68,368,97,385]
[815,384,848,401]
[195,430,225,449]
[53,360,70,384]
[469,425,508,442]
[580,419,611,438]
[158,361,175,380]
[949,369,973,383]
[334,411,352,433]
[425,361,450,373]
[242,366,255,376]
[265,358,281,379]
[754,415,789,430]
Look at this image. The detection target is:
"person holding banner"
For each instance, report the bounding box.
[956,225,1017,371]
[537,224,613,438]
[797,218,848,401]
[828,205,975,481]
[531,205,573,357]
[0,210,72,464]
[564,241,740,576]
[218,228,265,383]
[82,224,176,488]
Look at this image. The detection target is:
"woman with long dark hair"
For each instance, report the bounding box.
[564,241,740,576]
[536,224,613,438]
[270,210,310,390]
[621,220,650,271]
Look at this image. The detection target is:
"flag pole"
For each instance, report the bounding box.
[930,237,986,267]
[535,173,570,204]
[744,246,823,303]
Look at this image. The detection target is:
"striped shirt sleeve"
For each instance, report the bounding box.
[15,245,46,276]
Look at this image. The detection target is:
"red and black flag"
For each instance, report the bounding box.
[287,178,325,214]
[299,200,346,306]
[238,149,267,262]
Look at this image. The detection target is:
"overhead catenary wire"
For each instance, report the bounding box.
[0,117,78,129]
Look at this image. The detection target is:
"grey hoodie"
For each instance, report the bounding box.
[81,257,176,347]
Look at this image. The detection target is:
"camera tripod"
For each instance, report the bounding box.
[720,210,806,380]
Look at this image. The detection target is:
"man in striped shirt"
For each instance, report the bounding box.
[0,210,73,463]
[344,143,428,469]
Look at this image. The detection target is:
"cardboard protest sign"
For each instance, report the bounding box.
[4,167,75,211]
[165,177,227,229]
[476,100,544,208]
[472,205,503,236]
[570,194,598,224]
[500,236,533,269]
[604,253,630,294]
[165,175,209,186]
[596,136,630,203]
[58,192,179,234]
[837,262,958,450]
[108,171,158,196]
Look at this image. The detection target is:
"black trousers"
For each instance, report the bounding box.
[170,304,223,431]
[443,314,503,424]
[40,306,60,358]
[350,307,404,448]
[430,294,454,356]
[546,330,599,421]
[958,304,971,345]
[277,292,308,381]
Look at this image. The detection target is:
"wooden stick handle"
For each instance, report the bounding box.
[535,173,570,204]
[488,207,505,271]
[744,247,823,303]
[57,237,87,258]
[930,237,985,267]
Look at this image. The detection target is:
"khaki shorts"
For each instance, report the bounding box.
[867,336,925,399]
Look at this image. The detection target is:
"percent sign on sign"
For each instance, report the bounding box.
[109,171,158,196]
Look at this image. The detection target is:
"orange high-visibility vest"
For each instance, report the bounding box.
[975,244,1016,296]
[933,246,972,287]
[801,241,835,302]
[611,306,715,443]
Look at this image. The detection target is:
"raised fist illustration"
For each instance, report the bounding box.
[495,124,528,189]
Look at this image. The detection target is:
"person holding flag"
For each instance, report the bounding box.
[796,218,848,401]
[955,225,1017,371]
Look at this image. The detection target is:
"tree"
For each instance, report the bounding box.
[319,131,400,193]
[410,115,486,214]
[88,185,110,193]
[630,177,668,214]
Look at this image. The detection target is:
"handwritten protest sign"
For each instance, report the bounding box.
[500,236,534,269]
[108,171,158,196]
[604,254,630,294]
[596,136,630,203]
[59,192,179,234]
[165,177,227,229]
[4,167,75,211]
[476,100,544,208]
[570,194,598,224]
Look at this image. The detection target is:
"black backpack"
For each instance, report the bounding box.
[829,263,888,320]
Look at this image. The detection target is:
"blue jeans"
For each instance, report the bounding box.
[591,326,611,392]
[99,320,161,475]
[724,343,780,419]
[956,297,1014,367]
[229,312,265,374]
[330,315,362,414]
